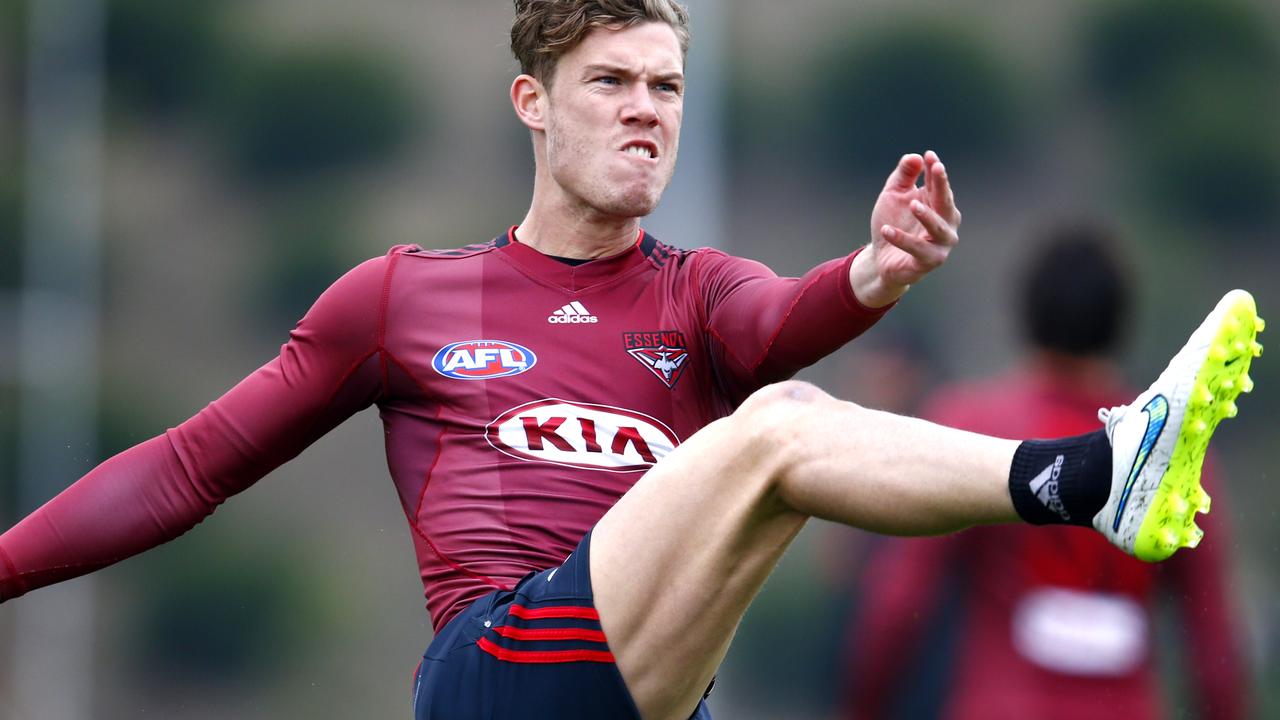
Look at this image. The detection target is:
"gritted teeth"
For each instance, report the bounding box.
[621,141,657,159]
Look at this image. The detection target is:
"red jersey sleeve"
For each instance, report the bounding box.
[0,251,397,602]
[694,247,892,397]
[842,536,962,719]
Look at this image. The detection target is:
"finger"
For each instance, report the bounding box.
[923,150,941,196]
[923,150,935,200]
[930,161,960,224]
[884,153,925,191]
[909,199,958,247]
[880,224,947,267]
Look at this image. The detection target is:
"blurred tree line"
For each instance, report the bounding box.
[1084,0,1280,230]
[104,0,419,327]
[730,0,1279,231]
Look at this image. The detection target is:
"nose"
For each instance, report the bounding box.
[620,84,660,128]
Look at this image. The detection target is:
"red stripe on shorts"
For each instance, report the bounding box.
[494,625,608,642]
[477,636,615,664]
[508,604,600,621]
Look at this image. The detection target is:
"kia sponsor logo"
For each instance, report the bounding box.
[486,399,681,472]
[432,340,536,380]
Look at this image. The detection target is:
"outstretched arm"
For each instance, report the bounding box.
[851,150,961,308]
[0,253,398,601]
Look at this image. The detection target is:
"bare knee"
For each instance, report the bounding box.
[738,379,828,412]
[736,380,834,426]
[729,380,842,483]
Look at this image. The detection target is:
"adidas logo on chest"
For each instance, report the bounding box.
[548,301,599,324]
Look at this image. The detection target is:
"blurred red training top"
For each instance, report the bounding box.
[844,365,1249,720]
[0,228,888,631]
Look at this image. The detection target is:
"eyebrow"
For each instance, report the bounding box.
[580,63,684,83]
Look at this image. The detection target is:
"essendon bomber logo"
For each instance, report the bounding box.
[486,399,681,472]
[432,340,537,380]
[623,330,690,389]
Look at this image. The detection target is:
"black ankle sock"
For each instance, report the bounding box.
[1008,431,1112,527]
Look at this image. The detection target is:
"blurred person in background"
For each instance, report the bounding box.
[842,224,1251,720]
[0,1,1263,718]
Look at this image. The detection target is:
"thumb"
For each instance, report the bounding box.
[883,153,924,191]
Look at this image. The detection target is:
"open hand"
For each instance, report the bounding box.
[861,151,961,302]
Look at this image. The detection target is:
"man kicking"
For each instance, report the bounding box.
[0,2,1263,719]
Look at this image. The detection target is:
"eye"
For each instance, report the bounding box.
[595,76,621,86]
[655,82,680,94]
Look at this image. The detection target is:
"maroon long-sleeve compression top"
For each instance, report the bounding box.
[0,228,888,631]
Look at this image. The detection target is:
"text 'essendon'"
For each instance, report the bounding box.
[623,330,686,350]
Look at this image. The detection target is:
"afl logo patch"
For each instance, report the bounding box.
[432,340,537,380]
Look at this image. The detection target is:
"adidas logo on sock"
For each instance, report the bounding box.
[1029,454,1071,521]
[548,301,598,324]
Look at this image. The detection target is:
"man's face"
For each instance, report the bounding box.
[541,22,684,219]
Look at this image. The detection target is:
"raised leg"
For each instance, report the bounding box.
[590,380,1019,719]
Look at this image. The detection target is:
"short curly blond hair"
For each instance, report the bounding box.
[511,0,691,84]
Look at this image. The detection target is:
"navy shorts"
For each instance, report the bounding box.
[412,531,712,719]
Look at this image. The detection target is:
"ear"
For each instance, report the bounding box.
[511,74,547,131]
